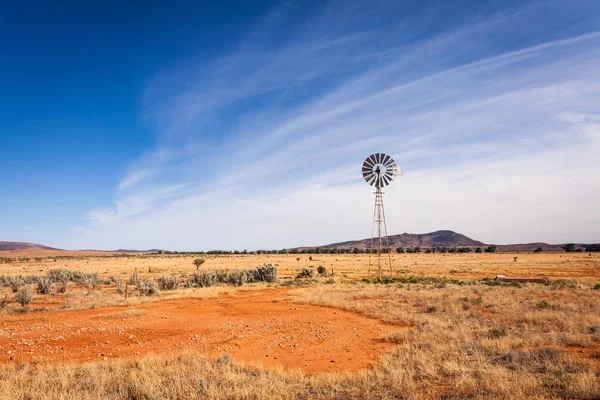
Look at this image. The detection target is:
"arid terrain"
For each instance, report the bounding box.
[0,250,599,399]
[3,250,600,282]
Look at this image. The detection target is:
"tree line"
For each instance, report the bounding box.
[158,245,499,255]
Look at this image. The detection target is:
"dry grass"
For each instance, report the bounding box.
[290,282,600,399]
[0,350,419,400]
[0,251,599,398]
[2,252,599,283]
[0,282,598,398]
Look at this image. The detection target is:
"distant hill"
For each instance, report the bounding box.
[296,230,590,252]
[300,230,485,250]
[0,241,62,251]
[0,241,161,253]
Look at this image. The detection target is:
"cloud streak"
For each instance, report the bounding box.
[60,0,600,250]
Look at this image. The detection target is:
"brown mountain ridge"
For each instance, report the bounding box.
[0,241,61,251]
[297,230,589,252]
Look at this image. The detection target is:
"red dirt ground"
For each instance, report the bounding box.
[0,289,398,374]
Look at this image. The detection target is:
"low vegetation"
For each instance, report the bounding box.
[0,280,598,399]
[0,264,279,311]
[289,282,600,399]
[0,252,598,399]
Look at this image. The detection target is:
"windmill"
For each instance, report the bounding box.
[362,153,402,278]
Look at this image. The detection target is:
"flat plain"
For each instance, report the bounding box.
[0,251,599,399]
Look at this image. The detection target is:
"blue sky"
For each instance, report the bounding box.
[1,0,599,250]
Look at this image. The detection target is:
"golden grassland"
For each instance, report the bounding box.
[0,252,599,399]
[0,282,599,399]
[2,251,600,282]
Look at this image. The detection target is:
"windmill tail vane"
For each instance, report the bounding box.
[362,153,402,279]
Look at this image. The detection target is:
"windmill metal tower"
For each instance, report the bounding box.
[362,153,402,278]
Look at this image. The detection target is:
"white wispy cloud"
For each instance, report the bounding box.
[60,0,600,250]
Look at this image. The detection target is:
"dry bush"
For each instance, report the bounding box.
[254,264,278,282]
[56,280,68,293]
[227,269,248,287]
[189,271,217,288]
[15,286,33,307]
[296,267,314,278]
[158,275,180,290]
[137,278,159,296]
[130,271,140,286]
[47,268,72,283]
[0,294,9,309]
[215,270,229,283]
[36,277,53,294]
[115,279,125,295]
[8,276,23,293]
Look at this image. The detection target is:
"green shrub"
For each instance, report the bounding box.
[593,283,600,290]
[296,267,314,279]
[317,266,326,275]
[426,305,437,313]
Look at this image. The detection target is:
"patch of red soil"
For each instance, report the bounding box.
[0,289,398,374]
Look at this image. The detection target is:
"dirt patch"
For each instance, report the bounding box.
[0,288,397,374]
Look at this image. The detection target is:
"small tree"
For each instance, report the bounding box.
[193,258,206,271]
[563,243,576,253]
[533,247,543,253]
[396,246,405,253]
[585,244,600,252]
[484,245,497,253]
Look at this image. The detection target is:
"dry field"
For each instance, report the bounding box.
[2,250,600,282]
[0,251,599,399]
